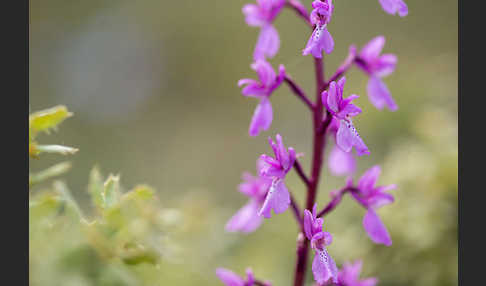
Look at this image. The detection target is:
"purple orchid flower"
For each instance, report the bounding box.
[303,204,338,285]
[243,0,285,60]
[303,0,334,58]
[225,171,272,233]
[322,77,370,156]
[238,60,286,137]
[355,36,398,111]
[338,260,378,286]
[378,0,408,17]
[327,118,357,176]
[216,267,255,286]
[350,165,396,246]
[257,134,296,218]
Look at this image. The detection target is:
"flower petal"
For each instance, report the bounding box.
[303,27,322,58]
[303,25,333,58]
[242,4,265,27]
[378,0,408,17]
[360,277,379,286]
[363,208,392,246]
[319,26,334,54]
[258,178,290,218]
[368,192,394,209]
[303,209,314,240]
[360,35,385,62]
[375,53,397,77]
[378,0,396,15]
[358,165,381,193]
[312,249,338,285]
[253,24,280,61]
[216,268,245,286]
[239,79,266,97]
[245,268,255,286]
[225,200,263,233]
[326,81,340,114]
[249,98,273,137]
[328,144,356,176]
[251,59,276,88]
[336,120,370,156]
[367,76,398,111]
[397,0,408,17]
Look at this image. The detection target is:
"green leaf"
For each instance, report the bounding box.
[102,174,121,209]
[88,166,105,211]
[35,144,79,156]
[29,161,72,187]
[29,105,73,137]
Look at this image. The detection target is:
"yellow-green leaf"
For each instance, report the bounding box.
[35,144,78,156]
[88,166,105,211]
[102,174,120,209]
[29,105,73,137]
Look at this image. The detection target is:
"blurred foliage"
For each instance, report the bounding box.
[29,0,457,285]
[29,106,184,285]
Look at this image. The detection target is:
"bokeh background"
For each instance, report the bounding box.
[29,0,457,285]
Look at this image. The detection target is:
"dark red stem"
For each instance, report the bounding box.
[317,187,358,218]
[285,0,312,27]
[324,53,357,88]
[284,76,315,111]
[293,159,311,186]
[293,57,328,286]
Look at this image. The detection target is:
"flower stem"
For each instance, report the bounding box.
[293,159,311,187]
[285,0,312,27]
[293,57,328,286]
[284,76,315,111]
[324,52,357,88]
[316,187,356,218]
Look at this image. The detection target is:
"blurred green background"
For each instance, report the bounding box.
[29,0,457,285]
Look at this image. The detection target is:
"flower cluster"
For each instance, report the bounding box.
[218,0,407,285]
